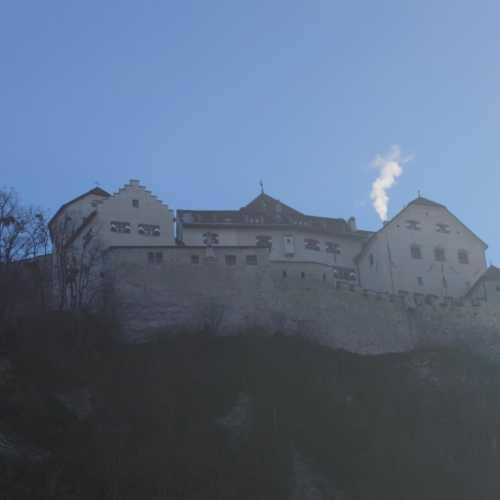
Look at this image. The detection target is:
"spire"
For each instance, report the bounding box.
[259,179,264,194]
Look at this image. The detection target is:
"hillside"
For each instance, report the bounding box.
[1,317,500,499]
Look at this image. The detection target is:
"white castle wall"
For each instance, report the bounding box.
[105,246,500,355]
[357,202,487,298]
[181,225,363,270]
[96,180,175,248]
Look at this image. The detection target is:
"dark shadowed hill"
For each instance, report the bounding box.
[1,316,500,499]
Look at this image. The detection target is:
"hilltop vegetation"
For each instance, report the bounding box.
[1,315,500,499]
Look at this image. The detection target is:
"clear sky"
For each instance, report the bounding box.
[2,1,500,261]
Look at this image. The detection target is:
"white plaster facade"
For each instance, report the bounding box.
[49,180,175,251]
[466,266,500,303]
[356,198,487,297]
[95,180,174,248]
[49,183,491,302]
[179,225,365,272]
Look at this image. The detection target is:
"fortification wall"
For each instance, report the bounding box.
[105,247,500,355]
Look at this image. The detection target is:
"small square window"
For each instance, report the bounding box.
[132,199,139,208]
[434,247,446,262]
[410,245,422,259]
[458,249,469,264]
[417,277,424,286]
[246,255,257,265]
[225,255,237,266]
[191,255,200,264]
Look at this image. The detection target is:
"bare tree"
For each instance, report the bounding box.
[0,187,50,324]
[51,211,105,311]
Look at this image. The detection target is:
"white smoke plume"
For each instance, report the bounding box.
[370,145,412,221]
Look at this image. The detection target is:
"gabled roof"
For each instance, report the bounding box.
[242,192,303,217]
[178,191,364,237]
[355,196,487,263]
[48,187,110,231]
[475,265,500,282]
[408,196,446,209]
[465,266,500,298]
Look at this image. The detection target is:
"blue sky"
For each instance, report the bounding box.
[2,1,500,261]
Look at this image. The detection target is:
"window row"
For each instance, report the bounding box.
[111,221,160,236]
[202,232,341,254]
[190,254,258,266]
[405,220,452,234]
[410,245,469,264]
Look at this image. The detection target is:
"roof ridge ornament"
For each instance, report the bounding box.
[259,179,264,194]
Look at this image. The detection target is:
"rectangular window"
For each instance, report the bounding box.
[301,271,305,279]
[225,255,237,266]
[132,199,139,208]
[417,277,424,286]
[138,223,160,236]
[458,249,469,264]
[406,220,421,230]
[148,252,155,263]
[326,242,341,255]
[436,223,450,234]
[256,235,272,248]
[203,231,219,245]
[155,252,163,264]
[434,247,446,262]
[410,245,422,259]
[246,255,257,265]
[304,238,320,251]
[191,255,200,264]
[110,221,131,233]
[369,253,374,267]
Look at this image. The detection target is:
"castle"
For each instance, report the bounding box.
[48,179,500,351]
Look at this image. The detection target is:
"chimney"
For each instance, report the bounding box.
[347,216,357,232]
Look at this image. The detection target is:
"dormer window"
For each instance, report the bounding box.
[132,199,139,208]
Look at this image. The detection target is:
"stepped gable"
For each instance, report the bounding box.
[100,179,171,209]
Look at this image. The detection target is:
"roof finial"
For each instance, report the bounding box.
[417,190,422,198]
[259,179,264,194]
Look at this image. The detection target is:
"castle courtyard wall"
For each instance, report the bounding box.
[105,246,500,355]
